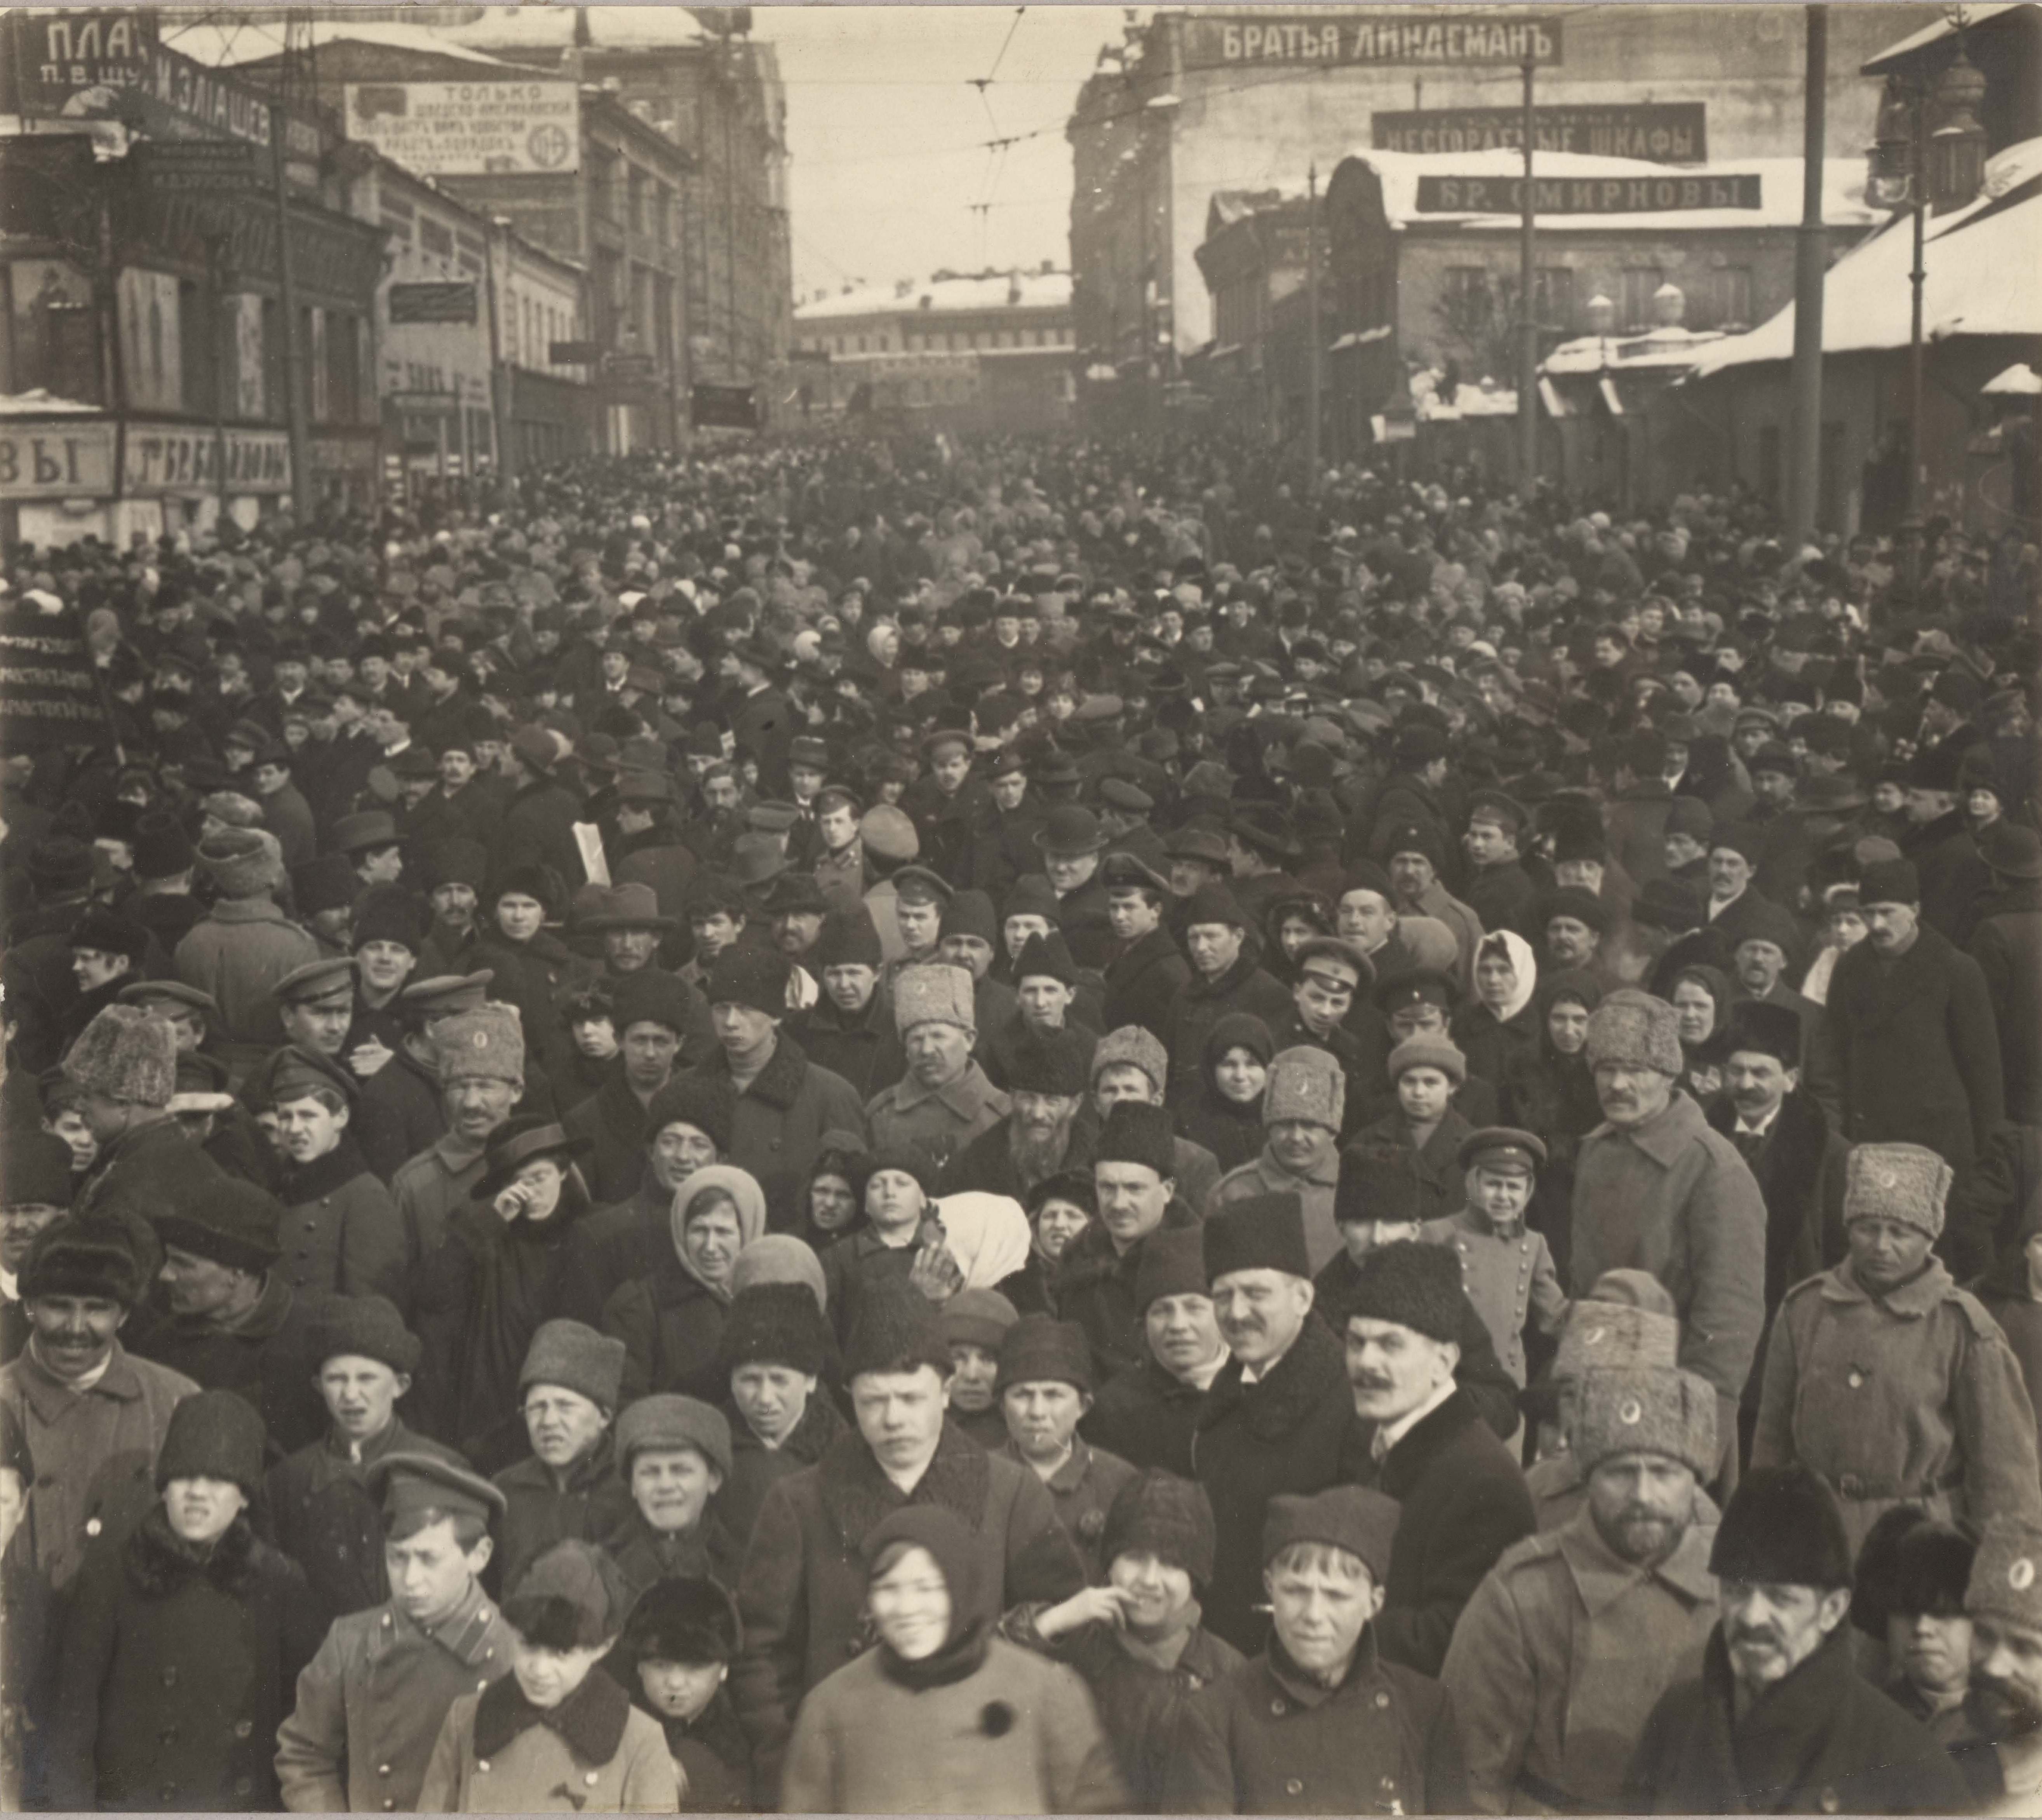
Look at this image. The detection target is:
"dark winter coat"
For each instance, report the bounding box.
[554,1175,670,1328]
[1454,998,1544,1097]
[729,1420,1084,1794]
[561,1064,654,1206]
[1972,1251,2042,1472]
[1468,859,1543,944]
[352,1043,447,1184]
[1053,1617,1244,1812]
[938,1110,1094,1202]
[1625,1622,1969,1814]
[1058,1197,1204,1382]
[1104,926,1194,1044]
[1970,878,2042,1125]
[1817,920,2005,1180]
[1353,1386,1537,1677]
[720,1387,847,1543]
[601,1245,730,1404]
[73,1113,228,1231]
[601,1503,745,1599]
[1164,952,1295,1105]
[1194,1313,1360,1655]
[45,1509,322,1811]
[275,1135,408,1302]
[638,1686,754,1813]
[1607,779,1676,886]
[793,987,895,1101]
[1085,1352,1211,1478]
[1165,1631,1471,1816]
[1903,809,1992,947]
[489,1434,634,1600]
[1348,1106,1477,1226]
[493,774,586,893]
[678,1034,868,1231]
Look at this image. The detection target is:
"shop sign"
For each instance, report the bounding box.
[389,282,479,325]
[1413,171,1762,213]
[122,424,291,495]
[342,81,580,176]
[1184,13,1562,68]
[691,383,759,429]
[1374,102,1706,163]
[309,436,379,476]
[0,421,117,499]
[0,606,107,750]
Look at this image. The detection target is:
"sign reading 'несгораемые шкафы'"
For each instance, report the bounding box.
[1374,103,1706,164]
[1184,14,1562,68]
[1414,172,1763,214]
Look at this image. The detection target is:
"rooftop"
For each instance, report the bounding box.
[797,269,1072,323]
[161,17,514,69]
[442,7,712,51]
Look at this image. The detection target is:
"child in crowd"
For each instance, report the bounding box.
[612,1575,754,1812]
[941,1287,1019,1450]
[1351,1034,1475,1224]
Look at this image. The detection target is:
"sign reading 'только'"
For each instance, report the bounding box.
[1414,172,1763,214]
[1184,13,1562,68]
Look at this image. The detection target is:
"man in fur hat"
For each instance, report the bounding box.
[1960,1515,2042,1807]
[1753,1143,2042,1556]
[1571,989,1766,1491]
[1444,1365,1721,1812]
[1211,1045,1347,1271]
[63,1004,227,1228]
[863,961,1006,1169]
[173,827,322,1064]
[1626,1464,1967,1813]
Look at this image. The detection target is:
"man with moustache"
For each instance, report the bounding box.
[937,1025,1094,1202]
[1626,1464,1967,1813]
[1959,1516,2042,1810]
[1443,1365,1722,1813]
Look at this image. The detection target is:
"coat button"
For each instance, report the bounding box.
[86,1517,101,1536]
[379,1765,392,1776]
[162,1667,178,1687]
[1847,1370,1864,1388]
[1269,1698,1286,1716]
[1820,1790,1840,1814]
[1285,1779,1304,1796]
[477,1761,490,1773]
[383,1803,395,1812]
[585,1771,600,1787]
[1381,1775,1398,1792]
[383,1613,393,1627]
[234,1778,253,1797]
[1374,1690,1391,1709]
[234,1719,253,1739]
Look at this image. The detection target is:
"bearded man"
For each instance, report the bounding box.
[937,1025,1093,1201]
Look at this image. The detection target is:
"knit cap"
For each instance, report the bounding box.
[61,1004,177,1108]
[155,1389,267,1496]
[1386,1033,1466,1085]
[157,1178,282,1274]
[1966,1518,2042,1634]
[844,1281,953,1383]
[1586,989,1682,1076]
[1262,1485,1400,1580]
[1568,1365,1718,1478]
[1340,1239,1464,1345]
[1093,1024,1168,1097]
[1555,1270,1681,1379]
[1264,1045,1345,1130]
[1103,1469,1217,1587]
[994,1314,1092,1395]
[615,1393,733,1480]
[1203,1191,1311,1285]
[1135,1224,1208,1310]
[308,1294,421,1375]
[435,1002,525,1085]
[197,826,285,899]
[893,962,976,1035]
[1843,1141,1951,1239]
[504,1539,633,1650]
[1095,1100,1175,1178]
[519,1318,627,1412]
[942,1287,1019,1353]
[729,1233,827,1313]
[718,1280,830,1377]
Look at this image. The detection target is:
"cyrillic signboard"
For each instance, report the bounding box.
[691,383,760,430]
[0,606,108,751]
[0,422,117,499]
[342,81,580,176]
[1184,14,1562,68]
[12,11,155,101]
[1375,102,1706,163]
[133,140,260,192]
[122,425,292,495]
[605,353,661,385]
[388,282,479,325]
[1414,171,1762,214]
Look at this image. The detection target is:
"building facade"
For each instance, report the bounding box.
[791,267,1074,433]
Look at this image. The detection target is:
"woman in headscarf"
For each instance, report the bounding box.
[1173,1011,1273,1176]
[797,1132,872,1251]
[1669,961,1735,1112]
[1453,928,1540,1092]
[1010,1170,1093,1316]
[600,1164,767,1403]
[780,1506,1128,1815]
[413,1117,597,1470]
[1501,969,1606,1290]
[925,1191,1033,1301]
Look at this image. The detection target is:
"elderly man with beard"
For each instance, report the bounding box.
[1626,1464,1967,1814]
[939,1024,1094,1202]
[1957,1517,2042,1809]
[1571,989,1765,1494]
[1443,1365,1722,1813]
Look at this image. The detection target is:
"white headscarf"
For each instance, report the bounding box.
[1477,929,1539,1024]
[930,1193,1032,1291]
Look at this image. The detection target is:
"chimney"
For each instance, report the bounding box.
[1008,272,1022,305]
[1651,282,1686,328]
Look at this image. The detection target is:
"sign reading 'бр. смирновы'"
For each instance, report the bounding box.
[1184,14,1562,68]
[1414,171,1763,213]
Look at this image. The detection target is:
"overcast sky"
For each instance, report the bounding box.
[752,6,1135,301]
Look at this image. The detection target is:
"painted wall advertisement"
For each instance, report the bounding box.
[341,81,580,176]
[1183,13,1563,68]
[117,268,181,412]
[233,294,266,418]
[0,421,117,499]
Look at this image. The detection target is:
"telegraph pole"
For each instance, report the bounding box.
[1516,56,1538,497]
[1786,5,1828,543]
[270,94,311,518]
[1305,162,1321,488]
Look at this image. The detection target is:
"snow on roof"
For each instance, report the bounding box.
[1544,324,1731,376]
[1985,362,2042,395]
[1336,147,1882,233]
[797,271,1072,323]
[162,18,514,69]
[0,390,99,418]
[1862,3,2025,71]
[1206,188,1305,230]
[441,7,709,51]
[1685,139,2042,380]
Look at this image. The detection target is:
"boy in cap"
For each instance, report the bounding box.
[1442,1365,1720,1814]
[275,1450,519,1813]
[258,1044,406,1301]
[994,1314,1137,1583]
[1028,1469,1246,1810]
[606,1393,742,1597]
[265,1294,459,1625]
[1419,1127,1567,1395]
[716,1279,844,1542]
[613,1577,754,1811]
[1626,1464,1967,1814]
[1166,1485,1470,1814]
[1753,1142,2042,1556]
[0,1130,72,1364]
[419,1538,677,1811]
[1211,1046,1347,1273]
[1351,1033,1477,1225]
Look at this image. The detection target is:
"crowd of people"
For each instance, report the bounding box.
[0,430,2036,1814]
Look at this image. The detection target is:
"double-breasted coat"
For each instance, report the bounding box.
[1752,1256,2042,1555]
[1419,1209,1568,1389]
[419,1669,678,1813]
[681,1035,867,1230]
[274,1580,518,1813]
[1103,926,1193,1045]
[863,1058,1008,1174]
[1440,1500,1718,1814]
[276,1136,408,1303]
